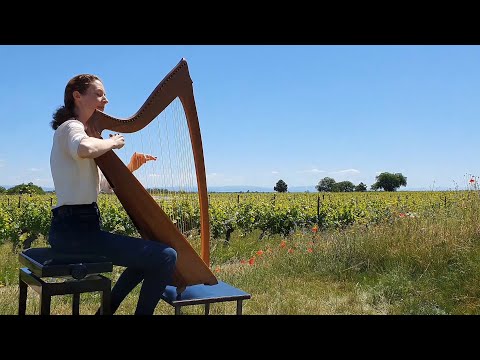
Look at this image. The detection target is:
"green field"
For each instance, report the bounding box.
[1,191,480,315]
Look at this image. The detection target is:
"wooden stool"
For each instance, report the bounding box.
[161,281,251,315]
[18,247,113,315]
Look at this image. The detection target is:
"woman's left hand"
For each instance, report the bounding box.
[127,152,157,172]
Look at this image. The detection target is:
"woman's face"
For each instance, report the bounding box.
[75,80,109,118]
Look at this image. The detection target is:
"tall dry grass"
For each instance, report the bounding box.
[2,193,480,314]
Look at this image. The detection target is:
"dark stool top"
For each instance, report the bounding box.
[19,247,113,280]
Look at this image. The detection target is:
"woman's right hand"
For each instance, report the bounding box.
[109,133,125,149]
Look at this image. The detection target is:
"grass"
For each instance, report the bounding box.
[2,194,480,315]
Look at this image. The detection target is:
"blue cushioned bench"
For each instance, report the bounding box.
[161,281,251,315]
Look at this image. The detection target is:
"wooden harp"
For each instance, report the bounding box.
[85,58,218,290]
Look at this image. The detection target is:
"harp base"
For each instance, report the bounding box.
[161,281,251,315]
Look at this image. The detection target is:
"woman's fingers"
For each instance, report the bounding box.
[135,153,157,161]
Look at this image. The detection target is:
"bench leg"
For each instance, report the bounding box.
[236,300,243,315]
[72,293,80,315]
[175,306,182,315]
[18,279,28,315]
[40,292,51,315]
[101,288,111,315]
[205,303,210,315]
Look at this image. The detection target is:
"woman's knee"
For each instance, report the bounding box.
[144,243,177,268]
[163,247,177,266]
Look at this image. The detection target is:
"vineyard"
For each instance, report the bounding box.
[0,191,472,250]
[2,190,480,314]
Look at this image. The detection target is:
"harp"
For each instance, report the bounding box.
[85,58,218,291]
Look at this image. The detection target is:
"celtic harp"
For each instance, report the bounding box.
[85,58,217,290]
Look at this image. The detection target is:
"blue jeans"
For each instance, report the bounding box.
[48,202,177,315]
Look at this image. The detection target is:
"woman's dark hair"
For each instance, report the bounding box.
[50,74,101,130]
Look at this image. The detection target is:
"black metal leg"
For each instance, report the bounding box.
[236,300,243,315]
[40,291,51,315]
[205,303,210,315]
[18,278,27,315]
[175,306,181,315]
[101,288,111,315]
[72,293,80,315]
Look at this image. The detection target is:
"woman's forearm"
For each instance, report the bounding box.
[77,137,117,159]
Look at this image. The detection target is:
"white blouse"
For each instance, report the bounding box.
[50,119,113,207]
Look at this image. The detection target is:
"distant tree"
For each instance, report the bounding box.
[332,181,355,192]
[371,172,407,192]
[0,186,6,194]
[274,179,288,193]
[355,182,368,192]
[316,177,336,192]
[6,182,45,195]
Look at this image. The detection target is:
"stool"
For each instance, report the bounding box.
[18,247,113,315]
[161,281,251,315]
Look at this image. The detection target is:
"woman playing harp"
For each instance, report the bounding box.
[49,74,177,315]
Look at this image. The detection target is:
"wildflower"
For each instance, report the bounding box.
[288,248,294,254]
[280,240,287,248]
[470,178,475,184]
[214,266,221,273]
[307,248,313,253]
[312,224,318,233]
[249,257,255,265]
[240,260,246,264]
[256,250,264,256]
[399,213,406,218]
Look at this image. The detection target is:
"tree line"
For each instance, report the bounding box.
[1,172,408,195]
[0,182,46,195]
[274,172,407,193]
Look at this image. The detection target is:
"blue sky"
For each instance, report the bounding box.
[0,45,479,191]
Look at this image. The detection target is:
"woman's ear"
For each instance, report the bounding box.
[72,90,81,101]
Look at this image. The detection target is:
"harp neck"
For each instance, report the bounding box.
[85,58,192,136]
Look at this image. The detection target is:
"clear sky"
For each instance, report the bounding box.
[1,45,479,191]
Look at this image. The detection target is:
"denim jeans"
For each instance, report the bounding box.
[48,202,177,315]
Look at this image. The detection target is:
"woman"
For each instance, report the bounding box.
[49,74,177,315]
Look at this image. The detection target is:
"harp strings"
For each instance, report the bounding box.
[116,97,199,238]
